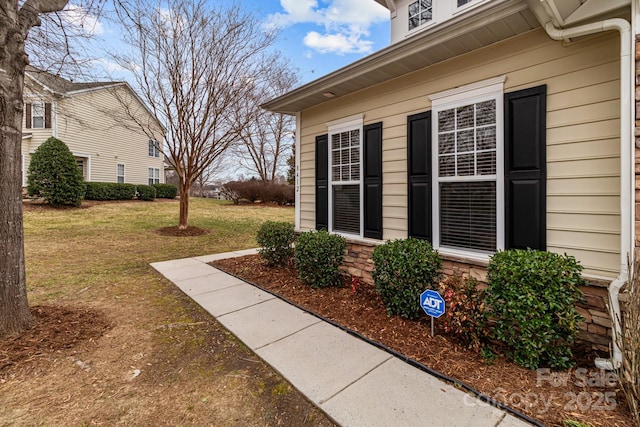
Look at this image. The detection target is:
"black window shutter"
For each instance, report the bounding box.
[504,85,547,250]
[315,134,329,230]
[364,122,383,239]
[44,103,52,129]
[407,111,432,241]
[25,103,32,129]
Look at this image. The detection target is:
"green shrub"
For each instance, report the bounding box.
[27,137,85,207]
[294,230,347,288]
[372,238,441,319]
[439,276,487,352]
[256,221,295,266]
[84,182,136,201]
[152,183,177,199]
[136,184,156,201]
[485,249,584,370]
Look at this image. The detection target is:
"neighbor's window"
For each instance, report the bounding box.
[408,0,433,31]
[148,167,160,185]
[117,163,125,184]
[148,139,160,158]
[32,102,45,129]
[431,78,504,255]
[330,125,361,235]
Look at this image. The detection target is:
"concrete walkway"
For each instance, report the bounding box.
[151,250,533,427]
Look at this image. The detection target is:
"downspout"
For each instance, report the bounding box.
[540,11,632,369]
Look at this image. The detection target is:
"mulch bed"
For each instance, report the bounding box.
[155,226,210,237]
[0,305,112,377]
[211,254,633,427]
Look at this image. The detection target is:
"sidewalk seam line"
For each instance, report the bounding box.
[318,355,393,405]
[252,319,323,351]
[494,412,507,427]
[211,295,277,317]
[190,282,245,297]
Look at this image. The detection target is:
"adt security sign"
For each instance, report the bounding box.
[420,289,445,318]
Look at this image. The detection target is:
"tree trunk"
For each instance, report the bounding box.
[179,180,190,229]
[0,7,35,337]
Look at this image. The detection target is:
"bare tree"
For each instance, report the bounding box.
[0,0,103,337]
[234,60,298,182]
[113,0,277,229]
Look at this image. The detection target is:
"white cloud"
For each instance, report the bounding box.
[304,29,373,55]
[267,0,388,55]
[62,3,104,36]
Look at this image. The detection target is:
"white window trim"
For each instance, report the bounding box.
[116,163,126,184]
[408,0,435,33]
[429,77,505,259]
[72,152,92,181]
[148,139,160,158]
[454,0,486,15]
[327,114,364,238]
[148,167,160,185]
[31,101,45,129]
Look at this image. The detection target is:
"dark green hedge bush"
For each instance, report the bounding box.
[485,249,584,370]
[256,221,295,266]
[27,137,85,207]
[84,182,136,201]
[152,183,177,199]
[136,185,156,201]
[372,238,441,319]
[294,230,347,288]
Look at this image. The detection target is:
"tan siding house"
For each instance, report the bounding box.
[264,0,638,355]
[22,68,165,187]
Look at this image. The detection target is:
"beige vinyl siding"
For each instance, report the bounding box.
[298,28,620,277]
[22,86,163,186]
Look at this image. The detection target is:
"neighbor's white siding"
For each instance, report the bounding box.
[298,29,621,278]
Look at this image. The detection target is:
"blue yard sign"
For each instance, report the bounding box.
[420,289,445,337]
[420,289,445,318]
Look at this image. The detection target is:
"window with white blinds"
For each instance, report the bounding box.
[431,77,504,255]
[330,128,361,235]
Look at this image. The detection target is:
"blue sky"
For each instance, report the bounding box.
[84,0,390,85]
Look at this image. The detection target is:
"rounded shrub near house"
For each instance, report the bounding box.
[485,249,584,370]
[152,183,177,199]
[372,238,441,320]
[136,184,156,201]
[256,221,295,266]
[294,230,347,288]
[27,136,86,207]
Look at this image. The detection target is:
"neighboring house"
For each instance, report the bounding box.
[263,0,638,356]
[22,66,165,187]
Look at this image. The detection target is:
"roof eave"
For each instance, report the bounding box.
[262,0,530,114]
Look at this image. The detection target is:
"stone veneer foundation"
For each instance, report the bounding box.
[339,238,614,352]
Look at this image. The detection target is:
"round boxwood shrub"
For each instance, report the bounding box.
[294,230,347,288]
[485,249,584,370]
[136,184,156,201]
[27,137,85,207]
[84,182,136,200]
[372,238,442,319]
[152,183,177,199]
[256,221,295,266]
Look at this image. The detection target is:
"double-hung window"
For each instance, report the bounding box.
[148,140,160,158]
[32,102,45,129]
[117,164,125,184]
[328,115,363,236]
[430,77,505,256]
[148,167,160,185]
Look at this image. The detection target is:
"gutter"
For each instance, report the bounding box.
[535,1,633,369]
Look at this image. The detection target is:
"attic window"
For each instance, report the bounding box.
[408,0,432,31]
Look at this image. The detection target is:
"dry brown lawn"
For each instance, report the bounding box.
[1,198,334,427]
